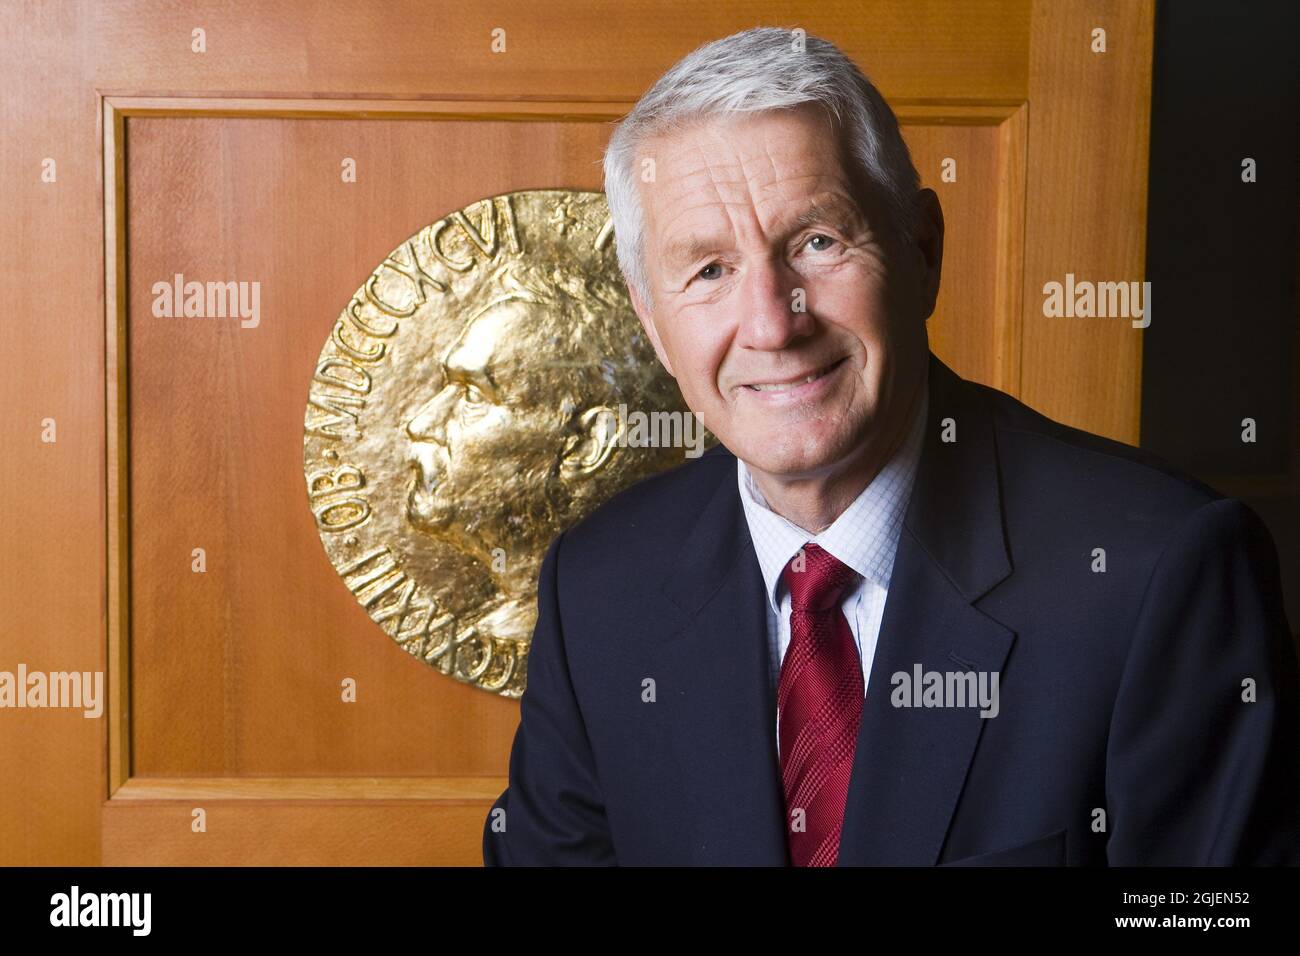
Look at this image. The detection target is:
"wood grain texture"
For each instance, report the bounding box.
[123,115,618,778]
[1019,0,1154,442]
[900,106,1027,392]
[103,800,490,865]
[113,776,506,800]
[88,0,1031,103]
[0,1,107,866]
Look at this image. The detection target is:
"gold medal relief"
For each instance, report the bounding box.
[303,190,713,697]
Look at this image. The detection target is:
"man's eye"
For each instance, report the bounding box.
[804,234,838,253]
[463,383,487,404]
[697,262,723,281]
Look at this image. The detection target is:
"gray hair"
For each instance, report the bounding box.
[602,27,921,310]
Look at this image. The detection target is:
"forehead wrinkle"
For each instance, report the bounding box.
[753,177,845,221]
[737,135,782,208]
[655,135,742,196]
[647,141,735,230]
[659,189,865,273]
[668,184,863,258]
[649,119,865,273]
[654,147,754,268]
[736,121,857,231]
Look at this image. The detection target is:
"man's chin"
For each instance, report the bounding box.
[732,428,861,481]
[743,453,838,482]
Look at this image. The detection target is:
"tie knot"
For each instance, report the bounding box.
[781,543,860,612]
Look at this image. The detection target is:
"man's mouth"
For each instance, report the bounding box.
[743,357,847,392]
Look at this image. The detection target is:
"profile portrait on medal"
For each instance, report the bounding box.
[400,250,691,650]
[304,190,705,699]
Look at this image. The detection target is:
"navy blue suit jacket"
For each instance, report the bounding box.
[483,353,1300,865]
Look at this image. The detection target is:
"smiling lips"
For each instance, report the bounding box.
[743,356,847,392]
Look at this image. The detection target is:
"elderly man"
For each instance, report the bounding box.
[482,27,1299,866]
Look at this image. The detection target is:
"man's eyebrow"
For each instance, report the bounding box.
[662,234,725,271]
[661,196,866,270]
[788,196,865,233]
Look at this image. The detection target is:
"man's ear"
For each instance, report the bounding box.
[559,405,621,480]
[627,277,674,377]
[912,188,945,321]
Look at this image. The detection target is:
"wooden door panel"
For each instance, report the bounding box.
[125,114,616,778]
[902,107,1028,392]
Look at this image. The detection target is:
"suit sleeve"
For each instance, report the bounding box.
[1105,497,1300,864]
[482,529,616,865]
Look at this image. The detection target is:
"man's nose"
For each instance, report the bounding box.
[406,383,459,443]
[734,257,816,350]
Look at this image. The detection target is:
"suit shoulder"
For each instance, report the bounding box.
[965,377,1224,518]
[559,442,735,556]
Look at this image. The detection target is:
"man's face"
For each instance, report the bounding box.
[628,102,939,483]
[405,300,561,556]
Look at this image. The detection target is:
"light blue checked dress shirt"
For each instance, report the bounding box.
[736,381,929,754]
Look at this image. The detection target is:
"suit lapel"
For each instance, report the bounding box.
[838,354,1016,864]
[646,353,1014,866]
[835,531,1016,864]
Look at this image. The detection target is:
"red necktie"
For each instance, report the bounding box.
[777,543,865,866]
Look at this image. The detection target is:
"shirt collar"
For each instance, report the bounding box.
[736,375,929,616]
